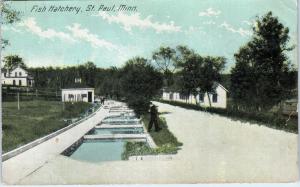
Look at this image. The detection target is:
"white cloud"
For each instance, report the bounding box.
[242,20,256,26]
[199,8,221,17]
[203,21,216,25]
[2,25,23,33]
[96,12,181,33]
[219,21,252,37]
[66,23,118,51]
[19,17,75,42]
[18,18,119,51]
[184,26,206,35]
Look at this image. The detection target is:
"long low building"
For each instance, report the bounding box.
[61,87,94,103]
[162,83,228,108]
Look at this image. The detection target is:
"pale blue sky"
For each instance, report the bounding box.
[2,0,298,72]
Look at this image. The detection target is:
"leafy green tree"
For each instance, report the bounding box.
[199,57,226,107]
[176,46,226,106]
[120,57,163,115]
[177,53,203,103]
[3,55,27,70]
[152,46,176,86]
[1,3,20,49]
[231,11,295,111]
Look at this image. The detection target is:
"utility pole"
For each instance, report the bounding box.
[17,92,20,110]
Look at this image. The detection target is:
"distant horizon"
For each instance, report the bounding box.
[2,0,298,73]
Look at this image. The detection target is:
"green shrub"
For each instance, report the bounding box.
[122,115,183,160]
[142,115,183,147]
[157,99,298,133]
[122,142,180,160]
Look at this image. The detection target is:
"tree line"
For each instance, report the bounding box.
[2,9,297,115]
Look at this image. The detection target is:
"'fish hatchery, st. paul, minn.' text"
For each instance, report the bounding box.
[30,4,138,14]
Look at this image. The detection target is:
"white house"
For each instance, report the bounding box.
[1,66,34,87]
[162,83,228,108]
[61,88,95,103]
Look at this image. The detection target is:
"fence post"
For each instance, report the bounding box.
[17,92,20,110]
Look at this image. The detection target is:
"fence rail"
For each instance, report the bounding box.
[2,90,61,102]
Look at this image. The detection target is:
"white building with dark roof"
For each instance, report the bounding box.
[1,66,34,87]
[162,83,228,108]
[61,82,95,103]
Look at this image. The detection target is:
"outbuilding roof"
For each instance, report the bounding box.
[61,88,94,90]
[62,83,94,90]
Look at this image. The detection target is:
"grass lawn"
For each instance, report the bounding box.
[2,100,92,153]
[122,113,182,160]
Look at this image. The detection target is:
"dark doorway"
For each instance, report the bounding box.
[88,92,92,102]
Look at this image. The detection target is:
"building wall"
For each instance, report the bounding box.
[198,86,227,108]
[1,67,33,87]
[9,67,28,77]
[61,89,94,103]
[162,84,227,108]
[1,77,28,86]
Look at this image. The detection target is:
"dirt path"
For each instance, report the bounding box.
[18,102,298,184]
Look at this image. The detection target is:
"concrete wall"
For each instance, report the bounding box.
[2,106,109,184]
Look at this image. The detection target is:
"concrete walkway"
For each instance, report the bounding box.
[2,106,110,184]
[15,102,299,184]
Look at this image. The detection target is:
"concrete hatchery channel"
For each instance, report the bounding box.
[62,101,157,163]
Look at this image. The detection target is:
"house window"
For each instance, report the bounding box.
[13,80,16,85]
[68,94,74,99]
[82,94,87,98]
[19,80,22,86]
[179,93,187,100]
[199,93,204,102]
[169,93,174,100]
[212,93,218,103]
[19,72,22,76]
[15,72,17,77]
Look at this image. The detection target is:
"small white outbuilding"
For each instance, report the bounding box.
[162,83,228,108]
[61,88,94,103]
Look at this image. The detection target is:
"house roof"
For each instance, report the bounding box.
[6,65,28,72]
[215,82,228,92]
[163,82,228,93]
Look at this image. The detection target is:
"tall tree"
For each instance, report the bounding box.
[120,57,163,115]
[176,46,226,106]
[199,56,226,107]
[3,55,27,70]
[152,46,176,86]
[177,53,203,103]
[231,11,294,111]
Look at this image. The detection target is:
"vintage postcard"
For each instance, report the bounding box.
[0,0,298,185]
